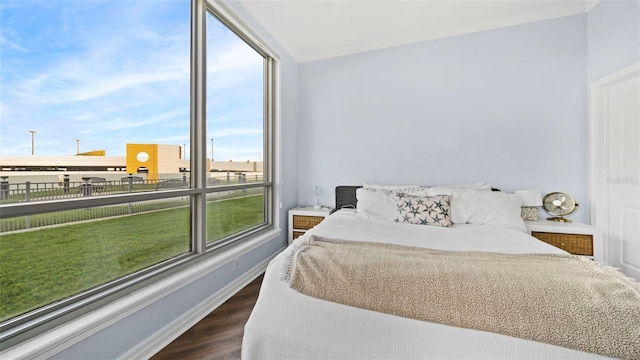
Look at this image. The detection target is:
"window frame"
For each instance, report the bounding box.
[202,3,276,250]
[0,0,277,348]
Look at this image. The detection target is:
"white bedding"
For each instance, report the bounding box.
[242,210,611,359]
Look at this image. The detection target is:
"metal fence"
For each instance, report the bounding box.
[0,198,190,233]
[0,173,264,233]
[0,172,263,204]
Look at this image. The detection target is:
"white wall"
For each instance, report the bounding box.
[298,14,590,223]
[587,0,640,82]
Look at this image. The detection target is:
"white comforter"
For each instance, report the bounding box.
[242,210,611,359]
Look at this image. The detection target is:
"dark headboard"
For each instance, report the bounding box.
[331,186,362,214]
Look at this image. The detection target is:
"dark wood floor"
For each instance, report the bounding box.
[151,274,263,360]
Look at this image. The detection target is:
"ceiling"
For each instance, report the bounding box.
[236,0,600,63]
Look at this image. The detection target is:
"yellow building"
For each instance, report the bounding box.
[125,144,186,181]
[1,143,260,178]
[77,150,106,156]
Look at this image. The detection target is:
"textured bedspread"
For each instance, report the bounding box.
[288,235,640,360]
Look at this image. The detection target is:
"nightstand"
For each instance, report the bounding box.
[525,219,596,256]
[288,206,331,243]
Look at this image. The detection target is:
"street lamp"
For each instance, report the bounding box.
[211,138,214,161]
[29,130,37,155]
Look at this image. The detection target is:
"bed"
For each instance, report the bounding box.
[242,183,640,360]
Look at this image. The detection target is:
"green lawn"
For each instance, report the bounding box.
[0,194,264,321]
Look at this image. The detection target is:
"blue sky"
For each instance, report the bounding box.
[0,0,264,160]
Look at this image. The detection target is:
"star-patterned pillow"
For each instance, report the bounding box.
[393,193,453,227]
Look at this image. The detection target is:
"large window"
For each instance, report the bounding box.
[0,0,274,347]
[206,11,269,244]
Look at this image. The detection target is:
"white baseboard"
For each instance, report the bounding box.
[122,250,281,360]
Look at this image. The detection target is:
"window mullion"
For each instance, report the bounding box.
[266,57,275,225]
[263,58,271,225]
[191,0,207,254]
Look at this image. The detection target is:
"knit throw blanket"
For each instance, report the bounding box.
[287,236,640,360]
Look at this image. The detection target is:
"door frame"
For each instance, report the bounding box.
[590,61,640,265]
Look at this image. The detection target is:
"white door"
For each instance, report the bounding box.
[593,63,640,280]
[609,73,640,279]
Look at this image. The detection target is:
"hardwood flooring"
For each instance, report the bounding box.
[150,274,263,360]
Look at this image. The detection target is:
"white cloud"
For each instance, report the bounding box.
[134,28,183,43]
[54,71,185,103]
[211,145,264,161]
[12,50,189,104]
[0,34,29,52]
[210,128,262,138]
[78,106,190,132]
[207,41,264,94]
[154,134,190,143]
[208,42,262,73]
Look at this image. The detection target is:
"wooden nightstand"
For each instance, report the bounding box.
[526,220,596,256]
[288,206,331,243]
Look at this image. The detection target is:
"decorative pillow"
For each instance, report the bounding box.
[393,193,453,227]
[356,188,397,221]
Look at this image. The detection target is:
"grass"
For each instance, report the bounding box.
[0,194,264,321]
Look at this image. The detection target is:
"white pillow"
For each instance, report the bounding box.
[426,188,526,232]
[356,188,397,221]
[362,181,425,194]
[427,182,492,193]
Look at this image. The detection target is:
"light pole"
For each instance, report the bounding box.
[76,139,80,154]
[29,130,37,155]
[211,138,214,161]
